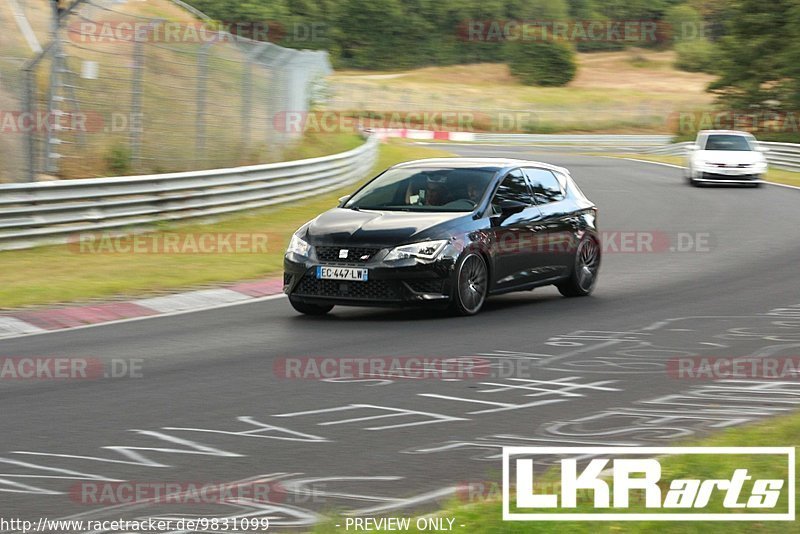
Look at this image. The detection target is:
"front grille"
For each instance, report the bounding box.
[316,246,380,263]
[702,172,757,181]
[405,279,446,294]
[294,275,401,300]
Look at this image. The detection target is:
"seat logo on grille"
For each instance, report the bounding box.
[339,249,349,259]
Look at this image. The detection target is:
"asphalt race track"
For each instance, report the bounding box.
[2,148,800,530]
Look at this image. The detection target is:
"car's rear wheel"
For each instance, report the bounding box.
[289,297,334,316]
[557,235,600,297]
[450,253,488,316]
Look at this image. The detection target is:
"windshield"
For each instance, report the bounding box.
[345,166,496,212]
[704,134,754,151]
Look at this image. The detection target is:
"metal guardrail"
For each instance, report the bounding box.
[758,142,800,171]
[2,132,797,252]
[0,136,378,251]
[641,141,800,171]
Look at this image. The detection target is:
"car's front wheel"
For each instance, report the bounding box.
[450,253,488,316]
[557,235,600,297]
[289,297,334,316]
[687,166,700,187]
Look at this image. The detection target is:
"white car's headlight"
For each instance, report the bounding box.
[287,234,311,257]
[384,240,448,262]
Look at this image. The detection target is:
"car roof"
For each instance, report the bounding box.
[698,130,755,136]
[391,157,570,175]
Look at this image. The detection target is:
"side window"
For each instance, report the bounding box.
[525,168,565,205]
[491,169,533,213]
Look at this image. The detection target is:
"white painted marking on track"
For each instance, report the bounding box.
[0,293,287,342]
[162,416,329,442]
[273,404,467,430]
[0,317,44,336]
[135,289,251,313]
[418,395,567,414]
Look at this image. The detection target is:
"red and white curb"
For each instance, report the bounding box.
[370,128,476,142]
[0,278,285,340]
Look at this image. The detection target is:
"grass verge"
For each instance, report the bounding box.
[602,154,800,188]
[310,411,799,533]
[0,140,452,309]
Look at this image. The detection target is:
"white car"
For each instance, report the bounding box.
[684,130,768,187]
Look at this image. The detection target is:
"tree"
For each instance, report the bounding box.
[505,39,576,86]
[709,0,800,112]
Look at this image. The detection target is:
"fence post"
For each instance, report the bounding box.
[241,53,252,158]
[23,67,36,182]
[130,37,144,169]
[195,44,210,165]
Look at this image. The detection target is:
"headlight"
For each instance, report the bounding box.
[287,234,311,257]
[384,240,448,262]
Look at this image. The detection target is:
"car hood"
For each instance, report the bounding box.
[304,208,468,246]
[696,150,764,165]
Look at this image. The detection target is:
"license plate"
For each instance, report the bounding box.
[316,266,368,281]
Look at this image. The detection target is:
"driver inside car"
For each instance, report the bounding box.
[424,181,448,206]
[466,178,482,203]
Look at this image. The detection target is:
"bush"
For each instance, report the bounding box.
[104,144,131,176]
[674,38,718,73]
[505,40,576,87]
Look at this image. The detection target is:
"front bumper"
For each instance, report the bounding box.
[695,167,763,184]
[284,253,457,308]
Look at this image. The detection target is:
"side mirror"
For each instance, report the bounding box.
[338,195,351,207]
[756,145,770,153]
[687,144,700,151]
[498,199,527,216]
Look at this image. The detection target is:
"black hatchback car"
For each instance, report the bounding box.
[284,158,600,316]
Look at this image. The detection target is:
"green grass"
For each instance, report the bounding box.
[0,140,452,309]
[602,154,800,188]
[310,412,800,533]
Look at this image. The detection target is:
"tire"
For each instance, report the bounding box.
[449,253,489,316]
[289,297,333,316]
[687,167,700,187]
[557,235,601,297]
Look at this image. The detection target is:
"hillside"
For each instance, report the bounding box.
[329,49,717,134]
